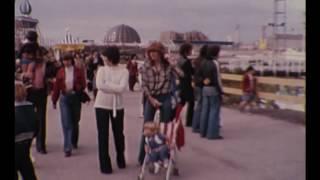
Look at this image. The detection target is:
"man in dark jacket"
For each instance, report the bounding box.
[177,43,194,127]
[20,31,51,154]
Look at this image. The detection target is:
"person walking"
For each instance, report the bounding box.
[177,43,195,127]
[192,45,208,133]
[198,45,223,140]
[22,36,51,155]
[127,54,139,91]
[15,83,38,180]
[92,51,104,98]
[94,46,129,174]
[138,41,183,165]
[52,53,86,156]
[239,66,257,112]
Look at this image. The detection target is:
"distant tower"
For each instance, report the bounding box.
[234,24,240,47]
[267,0,287,76]
[269,0,287,52]
[15,0,39,50]
[259,25,267,50]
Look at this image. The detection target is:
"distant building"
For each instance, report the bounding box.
[82,40,95,46]
[104,24,141,45]
[160,31,184,42]
[267,34,304,51]
[161,39,234,56]
[160,30,209,42]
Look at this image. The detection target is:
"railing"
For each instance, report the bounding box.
[221,73,305,112]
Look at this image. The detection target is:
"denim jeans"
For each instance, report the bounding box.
[199,88,221,139]
[143,94,172,123]
[149,145,170,162]
[192,87,202,132]
[59,93,81,152]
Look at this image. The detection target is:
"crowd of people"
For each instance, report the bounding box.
[15,31,258,179]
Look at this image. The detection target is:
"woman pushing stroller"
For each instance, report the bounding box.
[138,41,183,165]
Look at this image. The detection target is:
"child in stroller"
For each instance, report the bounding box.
[143,122,170,174]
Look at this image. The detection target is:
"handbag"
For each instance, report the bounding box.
[77,91,91,103]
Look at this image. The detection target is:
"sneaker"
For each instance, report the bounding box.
[154,162,160,174]
[64,151,72,157]
[208,135,224,140]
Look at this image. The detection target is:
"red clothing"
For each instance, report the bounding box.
[126,60,138,76]
[241,74,257,93]
[52,66,86,105]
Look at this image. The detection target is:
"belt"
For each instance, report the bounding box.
[62,90,76,95]
[30,87,46,91]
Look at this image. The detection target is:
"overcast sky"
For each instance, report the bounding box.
[15,0,305,43]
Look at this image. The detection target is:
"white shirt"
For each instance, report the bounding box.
[65,66,74,91]
[94,65,129,117]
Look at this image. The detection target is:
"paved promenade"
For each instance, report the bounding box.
[31,91,305,180]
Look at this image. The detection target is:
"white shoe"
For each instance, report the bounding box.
[163,160,169,168]
[154,162,160,174]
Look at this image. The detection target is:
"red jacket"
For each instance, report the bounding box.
[126,60,138,76]
[52,66,86,105]
[241,74,257,93]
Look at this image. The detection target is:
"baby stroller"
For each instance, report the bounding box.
[138,104,185,180]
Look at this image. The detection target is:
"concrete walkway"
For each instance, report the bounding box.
[32,91,305,180]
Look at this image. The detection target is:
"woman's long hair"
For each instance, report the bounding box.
[148,51,169,69]
[193,45,208,68]
[179,43,193,59]
[206,45,220,61]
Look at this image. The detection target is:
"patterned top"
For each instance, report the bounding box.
[141,60,173,96]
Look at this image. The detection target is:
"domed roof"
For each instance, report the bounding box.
[184,31,209,41]
[104,24,141,44]
[19,0,32,16]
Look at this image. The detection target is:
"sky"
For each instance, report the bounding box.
[15,0,305,44]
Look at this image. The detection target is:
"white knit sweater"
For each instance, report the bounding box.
[94,65,129,117]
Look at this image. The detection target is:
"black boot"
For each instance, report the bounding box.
[100,156,113,174]
[117,153,126,169]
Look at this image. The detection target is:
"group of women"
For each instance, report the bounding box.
[15,32,224,178]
